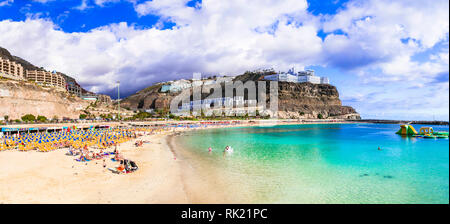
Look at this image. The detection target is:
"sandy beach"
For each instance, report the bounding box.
[0,130,192,203]
[0,120,357,204]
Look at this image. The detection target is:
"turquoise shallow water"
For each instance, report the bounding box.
[174,123,449,204]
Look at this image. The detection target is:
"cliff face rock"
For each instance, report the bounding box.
[120,76,361,120]
[0,80,89,120]
[277,82,360,119]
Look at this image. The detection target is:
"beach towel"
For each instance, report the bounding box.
[75,158,91,162]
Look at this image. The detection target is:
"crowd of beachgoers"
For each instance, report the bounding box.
[0,127,161,174]
[0,120,247,175]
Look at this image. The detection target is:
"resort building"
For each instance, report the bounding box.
[161,76,235,93]
[180,96,256,112]
[320,77,330,84]
[264,68,330,84]
[160,84,171,93]
[61,74,82,97]
[81,93,112,104]
[1,58,109,102]
[170,79,192,92]
[25,70,66,90]
[264,73,298,82]
[161,79,192,93]
[265,68,297,82]
[0,57,24,80]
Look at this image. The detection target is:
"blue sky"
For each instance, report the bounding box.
[0,0,448,120]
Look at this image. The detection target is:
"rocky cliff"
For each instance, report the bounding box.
[0,80,89,120]
[120,72,361,119]
[277,82,359,119]
[0,47,41,71]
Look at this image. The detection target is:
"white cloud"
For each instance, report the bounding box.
[32,0,55,3]
[0,0,448,120]
[0,0,13,7]
[94,0,122,6]
[74,0,91,11]
[0,0,320,96]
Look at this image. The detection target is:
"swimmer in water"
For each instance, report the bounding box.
[378,146,381,151]
[222,146,229,158]
[208,147,212,153]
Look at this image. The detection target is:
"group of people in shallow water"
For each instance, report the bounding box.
[208,145,234,156]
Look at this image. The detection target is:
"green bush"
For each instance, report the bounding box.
[21,114,36,122]
[155,108,169,117]
[37,115,48,122]
[79,114,87,119]
[317,114,324,119]
[133,112,152,120]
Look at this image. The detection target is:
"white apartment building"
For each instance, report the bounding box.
[161,76,236,93]
[320,77,330,84]
[264,73,298,82]
[264,69,330,84]
[169,79,192,92]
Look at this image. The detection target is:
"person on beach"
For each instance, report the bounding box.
[79,153,86,162]
[86,152,93,160]
[114,151,121,161]
[117,161,125,173]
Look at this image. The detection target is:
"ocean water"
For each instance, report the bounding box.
[173,123,449,204]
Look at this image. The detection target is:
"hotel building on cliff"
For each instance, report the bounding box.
[25,70,67,91]
[1,57,111,104]
[0,57,24,80]
[264,68,329,84]
[62,74,82,97]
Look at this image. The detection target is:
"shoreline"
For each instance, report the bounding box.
[2,118,448,129]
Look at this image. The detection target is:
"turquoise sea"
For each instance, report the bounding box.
[173,123,449,204]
